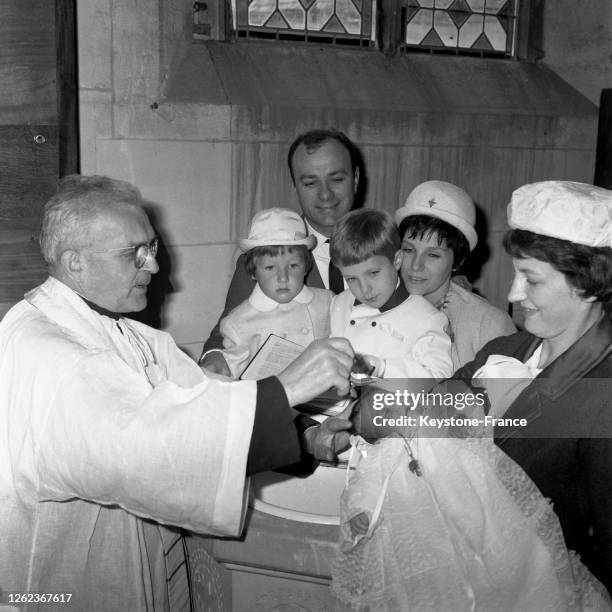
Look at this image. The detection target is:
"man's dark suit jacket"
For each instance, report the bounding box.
[201,252,325,357]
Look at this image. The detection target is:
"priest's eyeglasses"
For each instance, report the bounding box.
[90,237,159,269]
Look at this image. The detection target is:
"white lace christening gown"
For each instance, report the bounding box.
[331,434,611,612]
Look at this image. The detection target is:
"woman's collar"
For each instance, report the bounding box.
[533,312,612,399]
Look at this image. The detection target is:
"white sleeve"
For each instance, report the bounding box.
[384,310,453,379]
[31,350,256,537]
[219,315,254,379]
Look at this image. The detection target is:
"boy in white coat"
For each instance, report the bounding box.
[329,209,452,380]
[329,208,610,612]
[329,208,453,544]
[215,208,332,379]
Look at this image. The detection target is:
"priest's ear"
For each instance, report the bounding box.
[59,249,84,278]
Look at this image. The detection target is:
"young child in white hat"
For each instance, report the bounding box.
[214,208,333,379]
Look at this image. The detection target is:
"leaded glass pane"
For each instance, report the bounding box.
[434,10,458,46]
[337,0,361,34]
[402,0,517,56]
[466,0,486,12]
[279,0,306,29]
[458,13,484,47]
[248,0,274,26]
[483,0,509,12]
[483,14,506,50]
[405,8,434,45]
[307,0,333,30]
[232,0,375,45]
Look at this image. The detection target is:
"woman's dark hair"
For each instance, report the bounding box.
[504,229,612,311]
[244,244,312,277]
[398,215,470,269]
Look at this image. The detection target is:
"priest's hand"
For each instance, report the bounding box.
[277,338,354,407]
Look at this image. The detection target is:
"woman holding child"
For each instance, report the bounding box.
[395,180,516,369]
[332,180,612,610]
[455,180,612,597]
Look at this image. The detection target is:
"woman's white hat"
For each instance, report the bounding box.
[239,208,316,252]
[508,181,612,247]
[395,180,478,251]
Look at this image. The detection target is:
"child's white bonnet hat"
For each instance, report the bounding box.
[507,181,612,247]
[239,208,316,252]
[395,180,478,251]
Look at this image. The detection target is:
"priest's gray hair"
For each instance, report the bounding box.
[39,175,143,266]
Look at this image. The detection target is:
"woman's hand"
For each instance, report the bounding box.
[302,415,353,461]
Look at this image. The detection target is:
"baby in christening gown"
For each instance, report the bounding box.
[331,367,612,611]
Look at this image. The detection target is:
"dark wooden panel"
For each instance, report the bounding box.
[0,125,58,218]
[0,0,57,123]
[0,217,46,302]
[0,2,75,305]
[0,124,56,300]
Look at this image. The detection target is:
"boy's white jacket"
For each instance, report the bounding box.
[0,276,256,610]
[330,290,453,379]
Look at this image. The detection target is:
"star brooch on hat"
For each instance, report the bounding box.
[428,198,436,207]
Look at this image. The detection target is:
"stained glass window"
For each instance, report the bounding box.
[231,0,376,46]
[220,0,524,57]
[401,0,518,57]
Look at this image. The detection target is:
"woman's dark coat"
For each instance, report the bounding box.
[454,314,612,594]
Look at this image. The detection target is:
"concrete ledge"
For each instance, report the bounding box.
[166,41,597,119]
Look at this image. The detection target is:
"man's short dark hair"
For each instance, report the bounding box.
[287,129,361,185]
[504,229,612,312]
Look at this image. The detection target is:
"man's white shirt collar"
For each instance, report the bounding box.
[304,220,328,255]
[248,283,313,312]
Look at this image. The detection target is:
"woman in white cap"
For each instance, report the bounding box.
[339,181,612,609]
[455,180,612,596]
[212,207,332,380]
[395,181,515,370]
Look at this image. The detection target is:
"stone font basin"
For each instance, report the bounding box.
[250,464,347,525]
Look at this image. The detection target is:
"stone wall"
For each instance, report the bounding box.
[76,0,604,358]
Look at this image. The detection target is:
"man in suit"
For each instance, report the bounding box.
[200,129,363,375]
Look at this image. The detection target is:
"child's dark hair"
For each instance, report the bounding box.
[244,245,312,277]
[398,215,470,269]
[330,209,400,267]
[504,229,612,312]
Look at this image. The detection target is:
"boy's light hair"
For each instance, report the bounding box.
[330,209,400,267]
